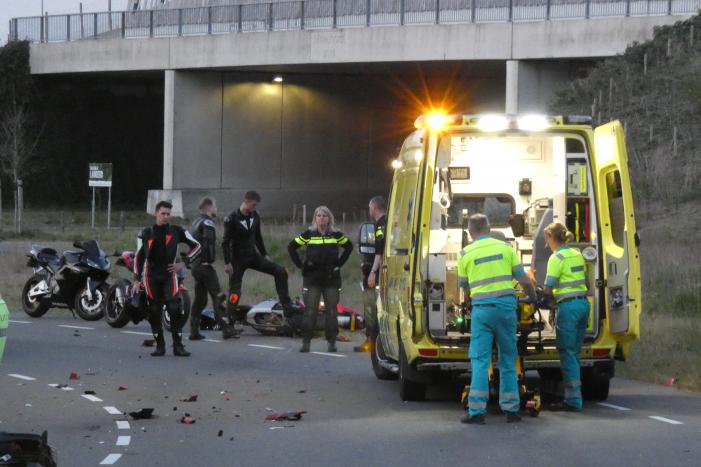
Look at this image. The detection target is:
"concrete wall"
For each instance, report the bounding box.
[29,16,688,75]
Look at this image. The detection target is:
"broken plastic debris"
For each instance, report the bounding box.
[69,372,80,380]
[0,454,11,462]
[129,408,154,420]
[181,395,198,402]
[297,390,307,394]
[664,378,677,387]
[118,386,127,391]
[217,430,223,437]
[337,335,350,342]
[269,425,295,430]
[56,384,68,389]
[142,339,155,347]
[180,414,196,424]
[265,411,306,422]
[84,390,96,395]
[24,404,32,407]
[224,395,231,401]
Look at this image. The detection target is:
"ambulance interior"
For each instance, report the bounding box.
[425,133,601,345]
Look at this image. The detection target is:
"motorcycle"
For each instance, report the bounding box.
[103,251,190,331]
[244,299,363,337]
[21,240,111,321]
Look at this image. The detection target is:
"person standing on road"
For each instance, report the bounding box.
[458,214,537,424]
[543,222,590,412]
[222,191,293,325]
[188,197,238,341]
[133,201,201,357]
[354,195,386,353]
[288,206,353,353]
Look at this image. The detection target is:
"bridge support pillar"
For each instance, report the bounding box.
[163,69,175,191]
[505,60,580,115]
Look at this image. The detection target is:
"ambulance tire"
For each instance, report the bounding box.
[399,341,426,402]
[581,367,611,401]
[371,333,398,381]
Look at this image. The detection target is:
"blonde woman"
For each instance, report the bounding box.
[543,222,590,412]
[288,206,353,353]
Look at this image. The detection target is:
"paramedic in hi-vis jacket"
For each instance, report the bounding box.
[458,214,537,425]
[543,222,590,412]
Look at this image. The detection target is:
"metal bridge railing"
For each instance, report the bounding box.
[8,0,701,43]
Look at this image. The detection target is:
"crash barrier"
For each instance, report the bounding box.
[0,297,7,363]
[9,0,700,43]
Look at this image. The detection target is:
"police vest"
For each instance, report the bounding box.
[545,247,588,302]
[457,237,521,301]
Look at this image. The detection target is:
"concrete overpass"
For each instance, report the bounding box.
[11,1,699,215]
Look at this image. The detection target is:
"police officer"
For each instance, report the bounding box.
[354,196,386,352]
[458,214,537,424]
[133,201,201,357]
[222,191,293,323]
[189,197,237,341]
[543,222,590,412]
[288,206,353,353]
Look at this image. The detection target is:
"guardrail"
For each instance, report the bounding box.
[9,0,700,43]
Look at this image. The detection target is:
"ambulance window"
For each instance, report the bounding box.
[447,195,514,227]
[390,169,418,254]
[605,170,625,247]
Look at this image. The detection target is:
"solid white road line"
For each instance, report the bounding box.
[48,384,75,391]
[597,402,632,411]
[204,339,222,343]
[9,319,31,324]
[99,454,122,465]
[649,416,684,425]
[58,325,94,330]
[8,373,36,381]
[81,394,103,402]
[121,331,154,336]
[116,435,131,446]
[248,344,286,350]
[312,352,347,358]
[115,420,130,430]
[104,406,123,415]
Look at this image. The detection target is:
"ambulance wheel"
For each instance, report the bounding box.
[371,333,398,381]
[581,367,610,401]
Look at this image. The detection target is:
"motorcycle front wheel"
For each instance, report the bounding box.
[162,290,191,333]
[104,280,131,328]
[74,283,107,321]
[21,275,51,318]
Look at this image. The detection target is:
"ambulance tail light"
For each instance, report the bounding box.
[592,348,611,357]
[418,348,438,357]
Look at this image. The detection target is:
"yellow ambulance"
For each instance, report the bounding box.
[363,114,641,402]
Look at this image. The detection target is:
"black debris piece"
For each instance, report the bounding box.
[217,430,223,437]
[181,395,198,403]
[129,408,154,420]
[142,339,155,347]
[84,390,96,395]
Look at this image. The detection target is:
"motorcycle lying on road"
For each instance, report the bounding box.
[104,251,190,332]
[21,240,111,321]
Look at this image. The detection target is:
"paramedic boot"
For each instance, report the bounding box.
[460,413,486,425]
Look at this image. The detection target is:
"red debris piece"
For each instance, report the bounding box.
[142,339,155,347]
[265,411,306,422]
[180,414,196,424]
[223,395,231,401]
[69,372,80,380]
[337,335,350,342]
[664,378,676,387]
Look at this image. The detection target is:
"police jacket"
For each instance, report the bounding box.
[288,229,353,280]
[134,224,201,278]
[190,214,217,264]
[222,209,267,263]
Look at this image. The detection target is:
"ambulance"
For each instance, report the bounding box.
[363,113,641,401]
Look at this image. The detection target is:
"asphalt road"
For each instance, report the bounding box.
[1,311,700,467]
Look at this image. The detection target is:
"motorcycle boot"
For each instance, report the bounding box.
[172,333,191,357]
[167,301,190,357]
[327,341,338,353]
[151,332,166,357]
[222,325,240,340]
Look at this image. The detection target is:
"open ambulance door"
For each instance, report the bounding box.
[593,121,642,347]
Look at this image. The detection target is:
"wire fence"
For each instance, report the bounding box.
[9,0,700,43]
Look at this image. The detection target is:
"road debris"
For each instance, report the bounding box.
[84,390,96,395]
[142,339,155,347]
[129,408,154,420]
[265,411,306,422]
[180,414,195,424]
[217,430,223,437]
[69,372,80,380]
[118,386,127,391]
[664,378,677,387]
[181,395,198,402]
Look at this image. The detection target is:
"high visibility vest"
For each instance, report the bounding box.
[545,246,588,302]
[457,237,522,301]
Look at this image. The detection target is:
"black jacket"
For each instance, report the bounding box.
[222,209,267,263]
[288,229,353,279]
[134,224,200,277]
[190,214,217,264]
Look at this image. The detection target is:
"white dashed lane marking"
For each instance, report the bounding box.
[204,339,222,343]
[121,331,153,336]
[99,453,122,465]
[57,325,94,330]
[248,344,285,350]
[82,394,103,402]
[116,420,130,430]
[312,352,347,358]
[116,436,131,446]
[649,416,684,425]
[48,383,74,391]
[104,406,123,415]
[8,373,36,381]
[597,402,632,411]
[9,319,31,324]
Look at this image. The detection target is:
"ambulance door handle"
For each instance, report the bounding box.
[403,262,410,271]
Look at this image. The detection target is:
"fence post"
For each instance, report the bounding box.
[301,1,305,30]
[40,15,44,42]
[93,13,98,39]
[508,0,513,21]
[178,8,183,36]
[67,15,71,41]
[207,6,212,34]
[333,0,337,28]
[400,0,405,25]
[47,13,51,41]
[585,0,590,19]
[625,0,630,17]
[471,0,476,23]
[546,0,551,20]
[269,3,274,31]
[367,0,371,26]
[666,0,671,15]
[149,9,154,37]
[11,18,18,41]
[238,4,243,32]
[436,0,440,24]
[121,11,126,38]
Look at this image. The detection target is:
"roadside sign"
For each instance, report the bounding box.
[89,163,113,187]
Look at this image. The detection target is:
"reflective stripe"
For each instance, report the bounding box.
[337,236,349,245]
[469,275,513,288]
[571,265,585,272]
[545,275,560,286]
[308,237,341,245]
[501,392,520,400]
[565,388,581,398]
[467,400,487,409]
[294,237,309,245]
[556,253,565,261]
[501,402,520,411]
[564,380,581,388]
[469,390,489,398]
[471,289,516,300]
[558,279,587,288]
[474,254,504,265]
[556,291,588,302]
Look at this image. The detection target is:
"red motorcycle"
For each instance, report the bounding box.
[104,251,191,332]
